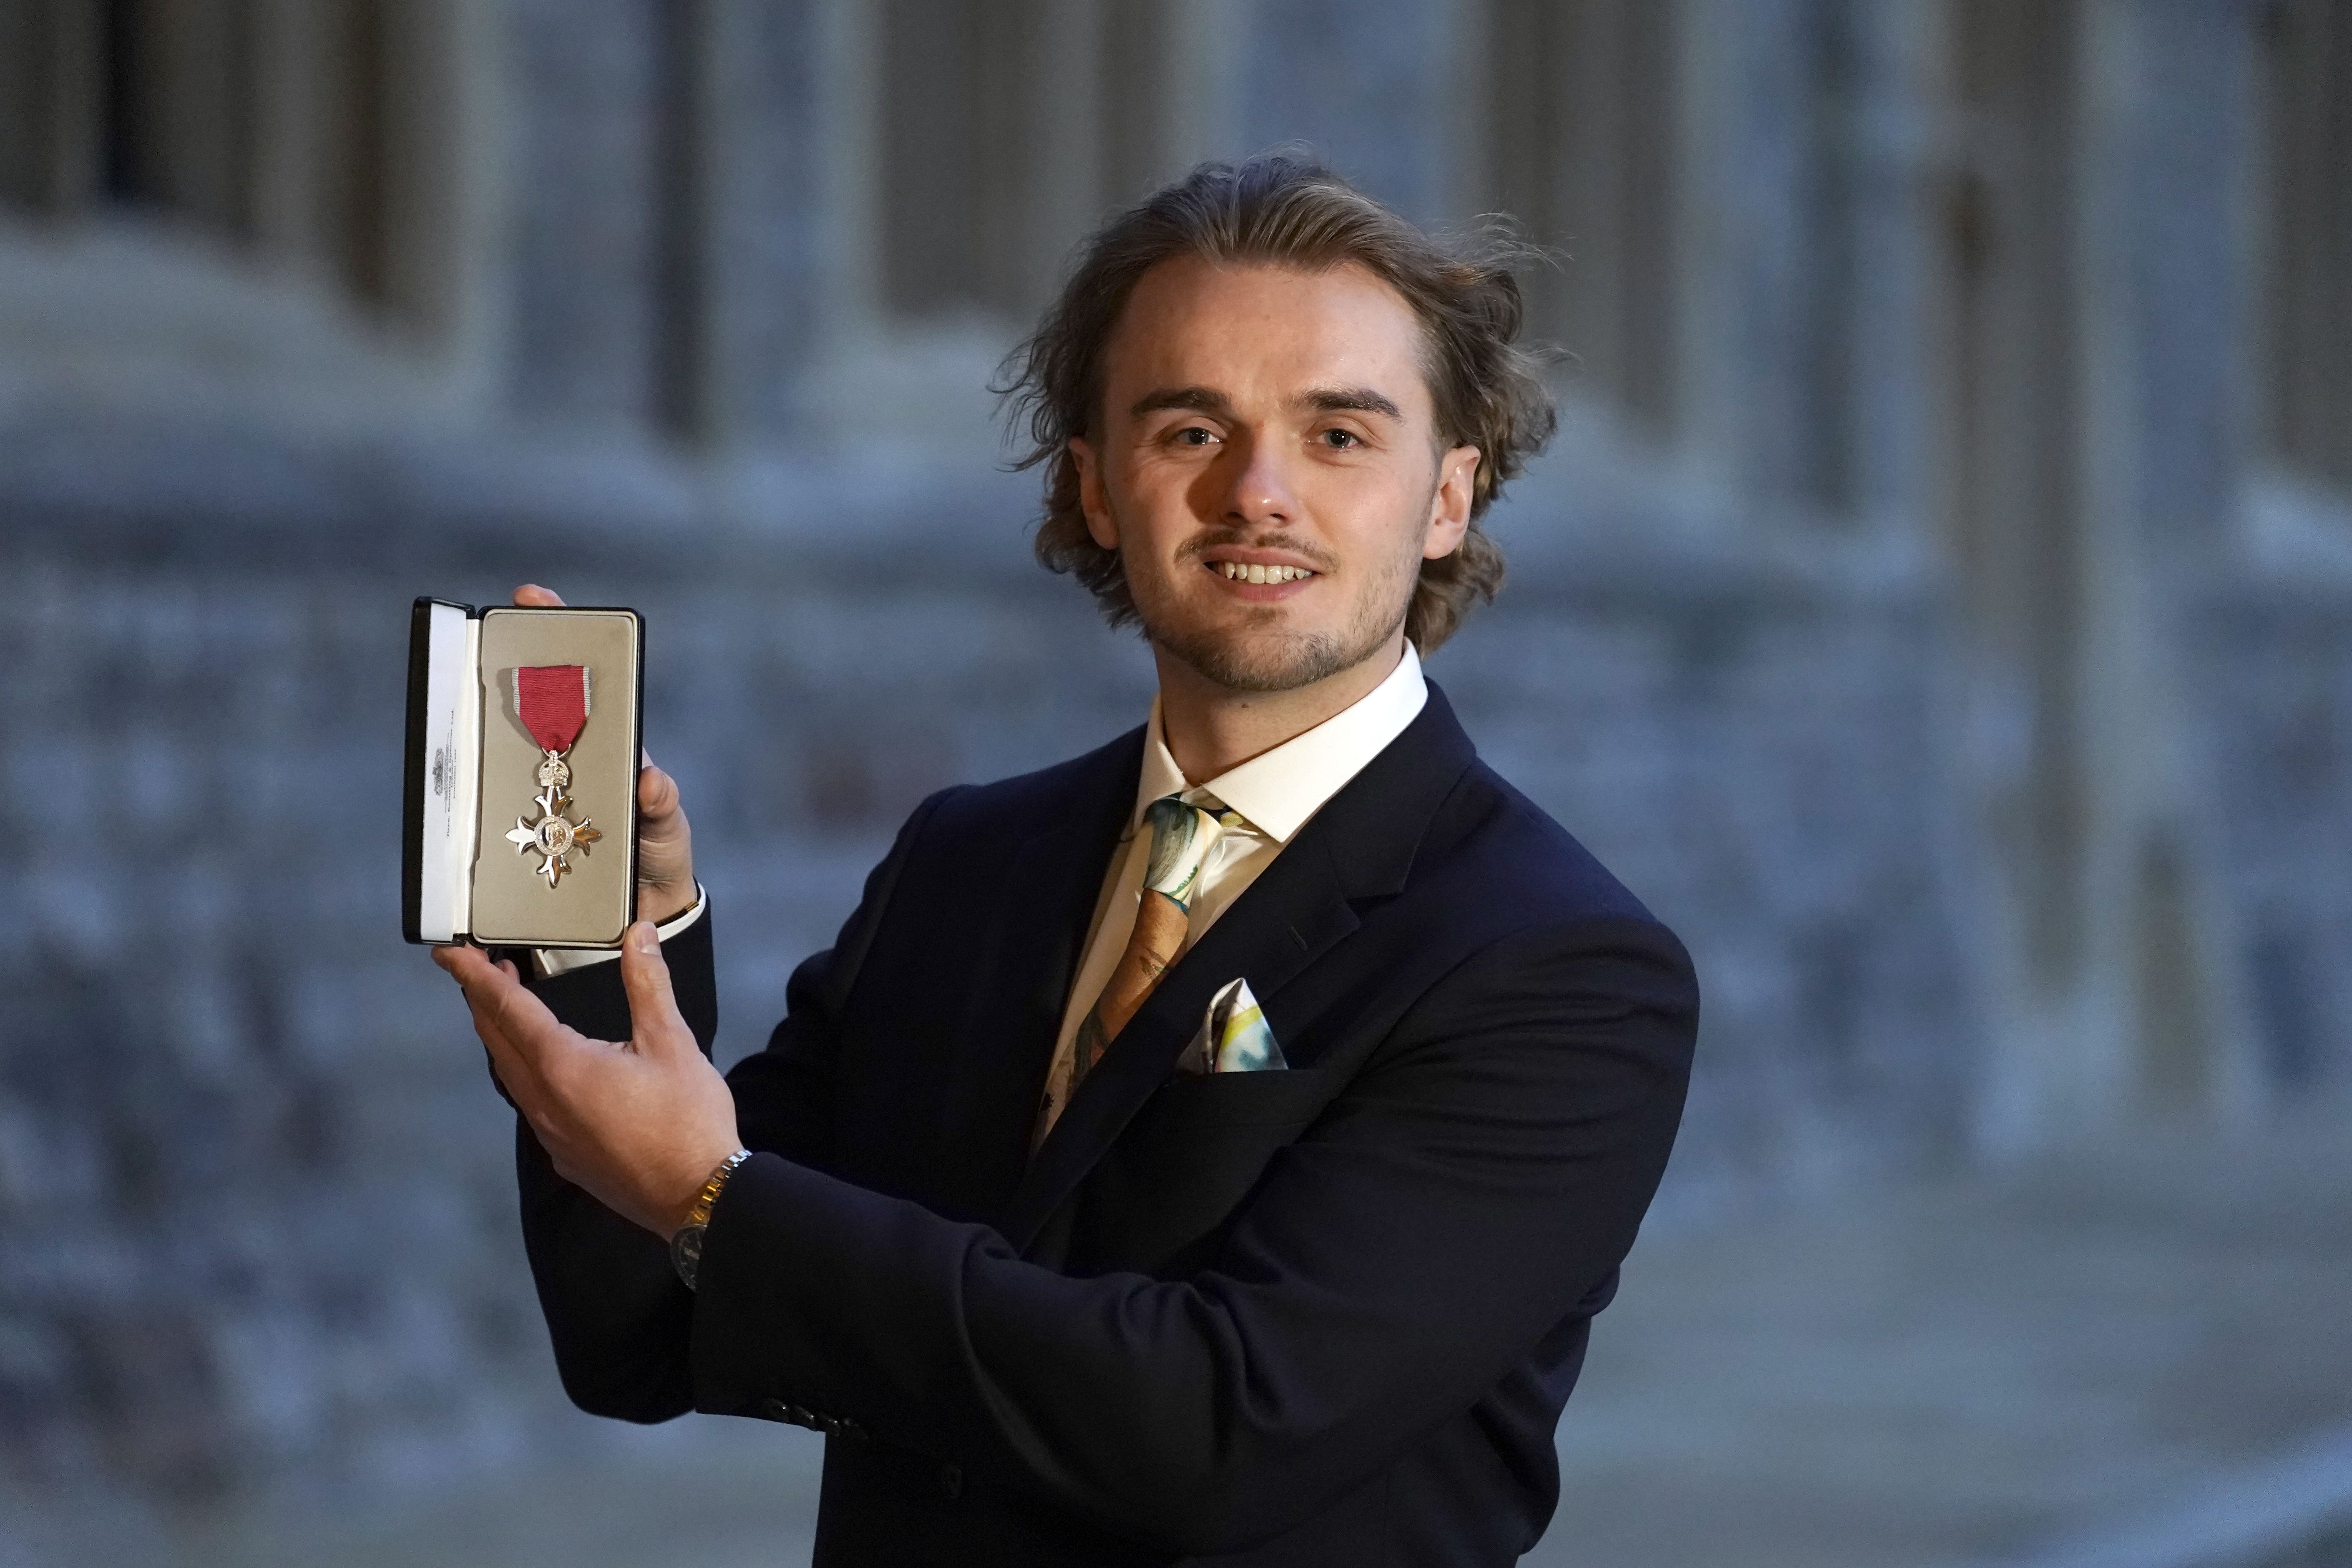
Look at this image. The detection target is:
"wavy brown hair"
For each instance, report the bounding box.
[998,151,1557,654]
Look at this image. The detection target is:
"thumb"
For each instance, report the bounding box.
[619,921,690,1055]
[637,758,679,820]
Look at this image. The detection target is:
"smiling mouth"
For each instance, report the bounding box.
[1209,561,1318,584]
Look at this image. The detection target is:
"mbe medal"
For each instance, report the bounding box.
[506,664,602,888]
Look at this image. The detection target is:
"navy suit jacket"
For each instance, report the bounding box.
[516,683,1697,1565]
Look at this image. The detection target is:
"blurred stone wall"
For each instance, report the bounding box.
[0,0,2346,1518]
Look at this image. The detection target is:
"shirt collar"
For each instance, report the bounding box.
[1134,642,1429,844]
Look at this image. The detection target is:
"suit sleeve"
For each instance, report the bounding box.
[508,911,716,1422]
[687,913,1698,1556]
[509,789,956,1422]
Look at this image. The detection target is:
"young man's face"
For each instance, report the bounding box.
[1069,258,1480,693]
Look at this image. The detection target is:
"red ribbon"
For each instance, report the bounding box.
[516,665,589,753]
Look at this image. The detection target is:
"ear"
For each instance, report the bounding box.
[1423,445,1480,560]
[1070,437,1119,551]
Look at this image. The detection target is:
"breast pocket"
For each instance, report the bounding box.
[1069,1067,1344,1277]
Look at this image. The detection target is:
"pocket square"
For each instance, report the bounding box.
[1174,977,1288,1075]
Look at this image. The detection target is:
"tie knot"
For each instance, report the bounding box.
[1141,795,1231,910]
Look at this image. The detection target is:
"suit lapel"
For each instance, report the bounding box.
[998,683,1480,1254]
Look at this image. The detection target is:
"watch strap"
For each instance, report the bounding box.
[670,1147,752,1291]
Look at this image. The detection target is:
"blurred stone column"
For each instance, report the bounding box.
[1113,0,1248,193]
[1007,0,1105,318]
[2065,0,2261,1125]
[247,0,480,348]
[1238,0,1460,221]
[0,0,103,212]
[1839,0,1942,530]
[1457,0,1684,441]
[1934,0,2262,1150]
[505,0,669,431]
[1679,0,1942,517]
[504,0,819,445]
[803,0,882,355]
[689,0,824,447]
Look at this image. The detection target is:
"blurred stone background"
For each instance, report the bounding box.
[0,1,2349,1564]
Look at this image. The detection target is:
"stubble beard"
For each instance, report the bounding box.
[1130,539,1418,695]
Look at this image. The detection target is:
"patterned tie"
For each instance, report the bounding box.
[1033,795,1239,1145]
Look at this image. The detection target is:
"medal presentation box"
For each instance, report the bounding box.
[402,600,644,949]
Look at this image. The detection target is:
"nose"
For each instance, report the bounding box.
[1218,429,1303,529]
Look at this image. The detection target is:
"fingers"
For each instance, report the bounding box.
[435,943,536,1034]
[473,959,574,1062]
[513,583,566,607]
[433,940,498,984]
[638,758,679,819]
[618,921,693,1058]
[435,946,550,1109]
[461,977,545,1099]
[435,942,569,1096]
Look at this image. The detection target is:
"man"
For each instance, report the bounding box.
[438,154,1697,1565]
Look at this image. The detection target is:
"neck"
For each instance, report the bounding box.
[1152,632,1406,784]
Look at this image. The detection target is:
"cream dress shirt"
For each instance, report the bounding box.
[1047,642,1429,1070]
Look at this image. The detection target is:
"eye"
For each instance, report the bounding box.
[1319,428,1362,449]
[1174,425,1217,446]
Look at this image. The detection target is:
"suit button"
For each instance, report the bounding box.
[940,1462,963,1499]
[759,1399,827,1431]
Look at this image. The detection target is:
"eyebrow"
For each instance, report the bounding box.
[1129,385,1232,419]
[1125,384,1406,421]
[1298,385,1404,420]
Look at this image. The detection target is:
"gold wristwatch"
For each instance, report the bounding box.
[670,1148,752,1291]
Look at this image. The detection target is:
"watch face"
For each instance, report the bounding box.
[670,1224,707,1289]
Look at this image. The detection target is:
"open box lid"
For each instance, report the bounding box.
[402,599,642,947]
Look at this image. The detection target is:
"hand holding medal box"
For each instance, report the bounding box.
[402,599,644,948]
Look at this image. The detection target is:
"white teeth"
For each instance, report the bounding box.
[1247,563,1268,584]
[1215,561,1314,583]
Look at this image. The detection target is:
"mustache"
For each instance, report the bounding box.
[1173,529,1341,573]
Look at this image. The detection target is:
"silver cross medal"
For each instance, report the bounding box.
[507,749,601,887]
